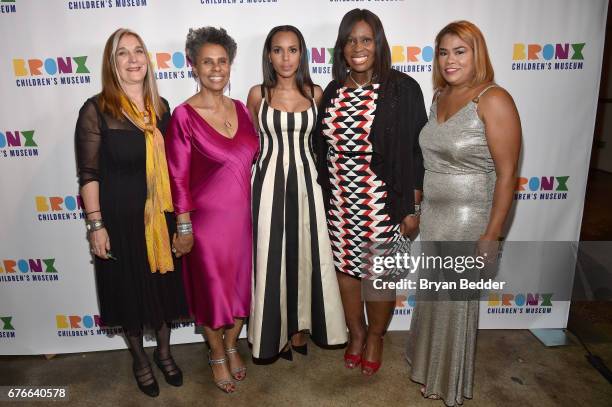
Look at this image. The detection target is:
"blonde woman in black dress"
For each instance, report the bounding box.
[75,28,188,398]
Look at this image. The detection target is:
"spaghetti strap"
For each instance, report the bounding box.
[472,84,497,103]
[308,84,316,108]
[434,89,442,103]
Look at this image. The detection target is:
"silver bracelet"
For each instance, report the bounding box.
[85,219,105,232]
[177,222,193,235]
[408,204,421,217]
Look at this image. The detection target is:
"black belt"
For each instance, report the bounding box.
[329,150,373,157]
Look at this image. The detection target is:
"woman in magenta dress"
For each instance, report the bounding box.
[165,27,258,394]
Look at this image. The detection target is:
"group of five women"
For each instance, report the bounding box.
[75,8,521,406]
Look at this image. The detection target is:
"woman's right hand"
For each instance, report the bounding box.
[172,233,193,258]
[89,227,111,259]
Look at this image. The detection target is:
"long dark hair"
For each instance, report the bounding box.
[262,25,314,101]
[332,9,392,85]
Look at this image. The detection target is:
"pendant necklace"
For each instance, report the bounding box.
[221,100,233,129]
[349,71,372,89]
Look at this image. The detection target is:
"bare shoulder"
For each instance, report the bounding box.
[247,84,263,110]
[248,84,263,99]
[478,85,517,115]
[312,84,323,105]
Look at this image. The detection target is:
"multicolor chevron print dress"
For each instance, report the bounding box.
[322,84,400,278]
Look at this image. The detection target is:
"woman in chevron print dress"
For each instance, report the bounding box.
[247,25,347,363]
[314,9,427,376]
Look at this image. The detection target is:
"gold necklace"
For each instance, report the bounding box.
[141,109,150,123]
[349,71,372,89]
[221,100,233,129]
[133,102,150,124]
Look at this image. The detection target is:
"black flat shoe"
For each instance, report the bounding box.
[153,349,183,387]
[133,362,160,397]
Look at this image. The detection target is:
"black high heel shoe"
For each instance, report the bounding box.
[133,362,160,397]
[279,345,293,361]
[153,349,183,387]
[290,332,308,355]
[292,343,308,355]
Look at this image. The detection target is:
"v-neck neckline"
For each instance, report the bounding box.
[185,100,240,141]
[435,100,474,126]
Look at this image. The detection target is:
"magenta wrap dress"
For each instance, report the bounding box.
[165,99,259,329]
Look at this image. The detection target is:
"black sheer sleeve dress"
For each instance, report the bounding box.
[75,96,188,333]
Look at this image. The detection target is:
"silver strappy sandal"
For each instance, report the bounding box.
[420,387,441,400]
[208,352,236,393]
[225,347,247,381]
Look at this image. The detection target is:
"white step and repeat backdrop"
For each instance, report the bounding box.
[0,0,607,354]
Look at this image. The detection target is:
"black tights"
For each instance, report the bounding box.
[155,322,171,358]
[125,322,172,385]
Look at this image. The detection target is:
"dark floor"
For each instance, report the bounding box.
[580,169,612,241]
[1,330,611,407]
[2,170,611,407]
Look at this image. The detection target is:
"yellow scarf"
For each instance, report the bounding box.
[120,95,175,274]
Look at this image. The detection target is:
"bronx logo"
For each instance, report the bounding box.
[1,316,14,330]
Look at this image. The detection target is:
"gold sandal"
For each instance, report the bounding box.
[225,347,247,381]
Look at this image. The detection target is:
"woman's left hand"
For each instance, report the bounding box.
[476,234,501,264]
[400,214,419,239]
[172,232,193,258]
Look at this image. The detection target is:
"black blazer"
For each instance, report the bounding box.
[313,69,427,224]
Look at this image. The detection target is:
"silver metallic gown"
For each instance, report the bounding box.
[406,85,497,406]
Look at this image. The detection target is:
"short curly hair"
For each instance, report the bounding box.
[185,27,237,65]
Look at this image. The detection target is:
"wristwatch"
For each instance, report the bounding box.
[408,204,421,217]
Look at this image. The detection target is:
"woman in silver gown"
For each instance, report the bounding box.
[406,21,521,406]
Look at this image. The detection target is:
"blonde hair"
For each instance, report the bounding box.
[98,28,166,119]
[432,20,494,90]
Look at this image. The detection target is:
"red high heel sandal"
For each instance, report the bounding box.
[360,358,381,376]
[361,338,383,376]
[344,350,362,369]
